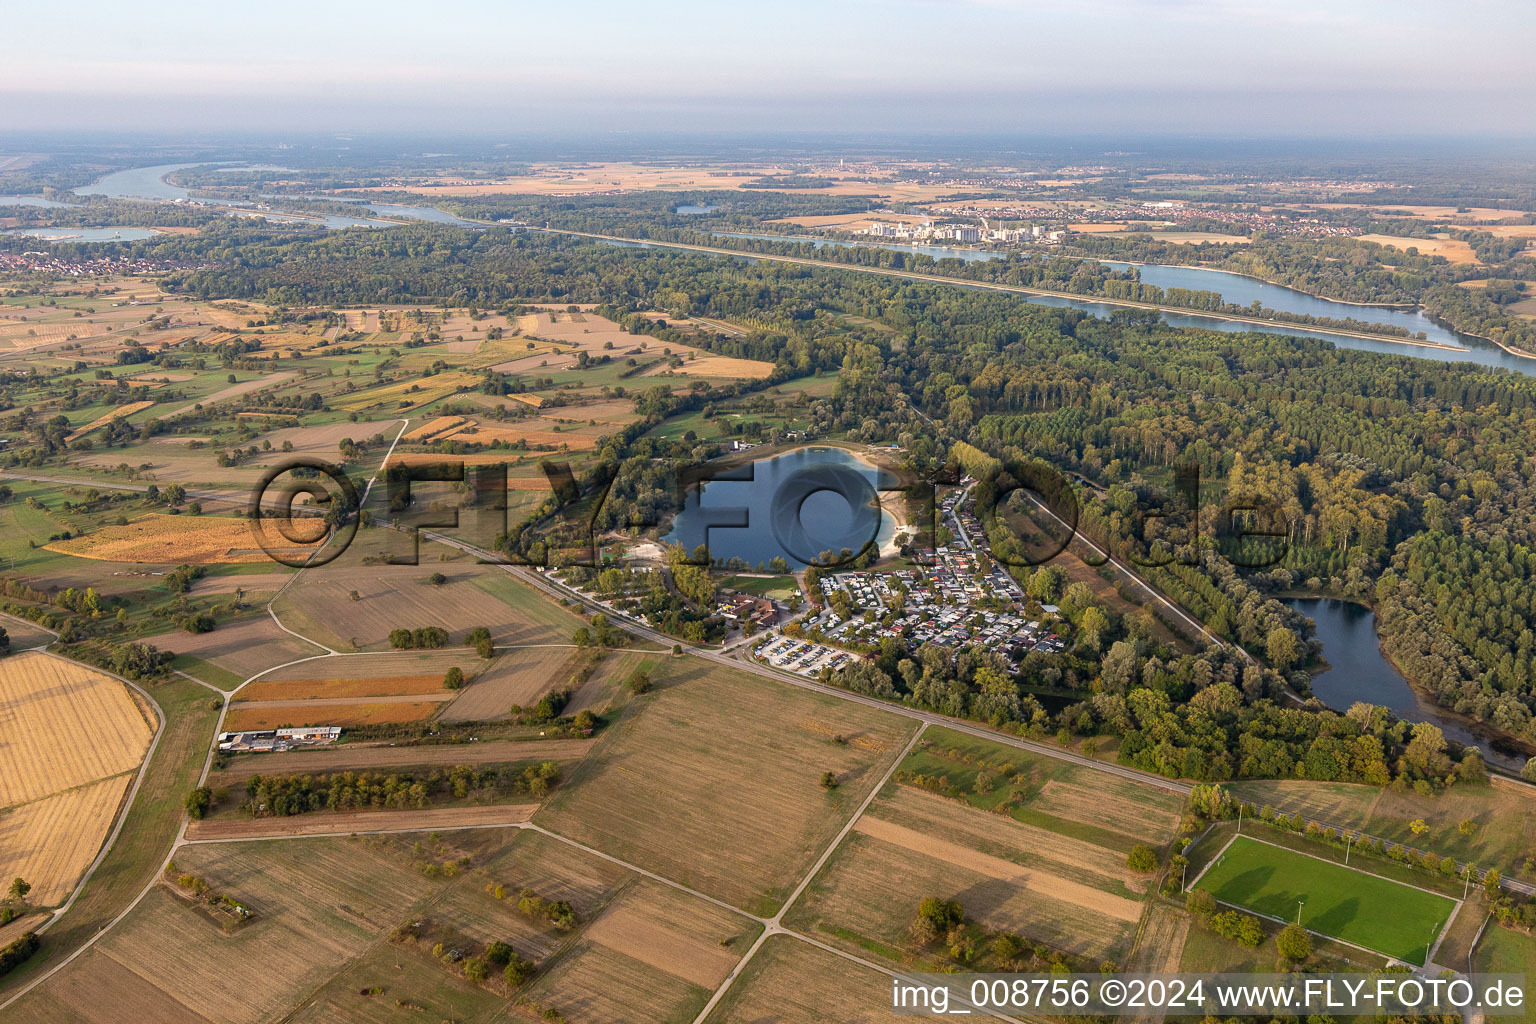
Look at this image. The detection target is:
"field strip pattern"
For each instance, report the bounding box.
[183,803,538,840]
[583,902,739,988]
[878,785,1134,884]
[853,816,1142,922]
[0,774,134,905]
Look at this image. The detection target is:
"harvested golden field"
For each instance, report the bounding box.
[183,803,536,840]
[0,650,154,806]
[235,673,453,702]
[535,660,916,913]
[437,421,603,450]
[403,415,468,441]
[0,651,152,908]
[1356,233,1480,264]
[209,737,595,783]
[221,700,440,730]
[0,320,106,349]
[439,645,583,721]
[64,400,155,442]
[641,354,775,379]
[0,774,132,905]
[45,513,323,564]
[704,934,905,1024]
[1148,230,1250,244]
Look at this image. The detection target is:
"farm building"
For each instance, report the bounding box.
[218,726,342,752]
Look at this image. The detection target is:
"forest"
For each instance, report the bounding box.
[51,225,1536,766]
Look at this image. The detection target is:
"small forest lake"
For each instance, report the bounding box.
[1284,597,1526,770]
[664,447,896,570]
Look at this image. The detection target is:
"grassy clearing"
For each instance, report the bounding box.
[1195,835,1455,964]
[896,726,1183,851]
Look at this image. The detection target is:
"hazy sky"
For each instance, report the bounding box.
[6,0,1535,135]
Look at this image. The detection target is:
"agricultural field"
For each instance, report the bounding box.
[0,775,134,907]
[220,698,444,730]
[1230,777,1536,879]
[183,804,538,840]
[7,836,448,1024]
[565,650,663,716]
[143,611,325,680]
[522,878,756,1024]
[785,726,1180,965]
[0,651,155,907]
[65,415,402,490]
[1192,835,1457,965]
[437,644,584,721]
[45,512,323,564]
[703,934,904,1024]
[1355,233,1480,263]
[271,564,587,651]
[535,659,917,914]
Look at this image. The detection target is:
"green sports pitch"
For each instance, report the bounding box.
[1195,835,1457,965]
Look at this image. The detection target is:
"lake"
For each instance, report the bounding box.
[664,447,896,569]
[1283,597,1525,770]
[6,227,161,243]
[676,204,719,215]
[712,231,1536,376]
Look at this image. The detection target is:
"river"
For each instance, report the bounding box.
[713,231,1536,376]
[71,164,402,230]
[1283,597,1527,771]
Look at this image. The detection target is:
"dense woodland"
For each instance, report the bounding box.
[75,225,1521,783]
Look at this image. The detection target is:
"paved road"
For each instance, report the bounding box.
[420,527,1193,795]
[445,532,1536,903]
